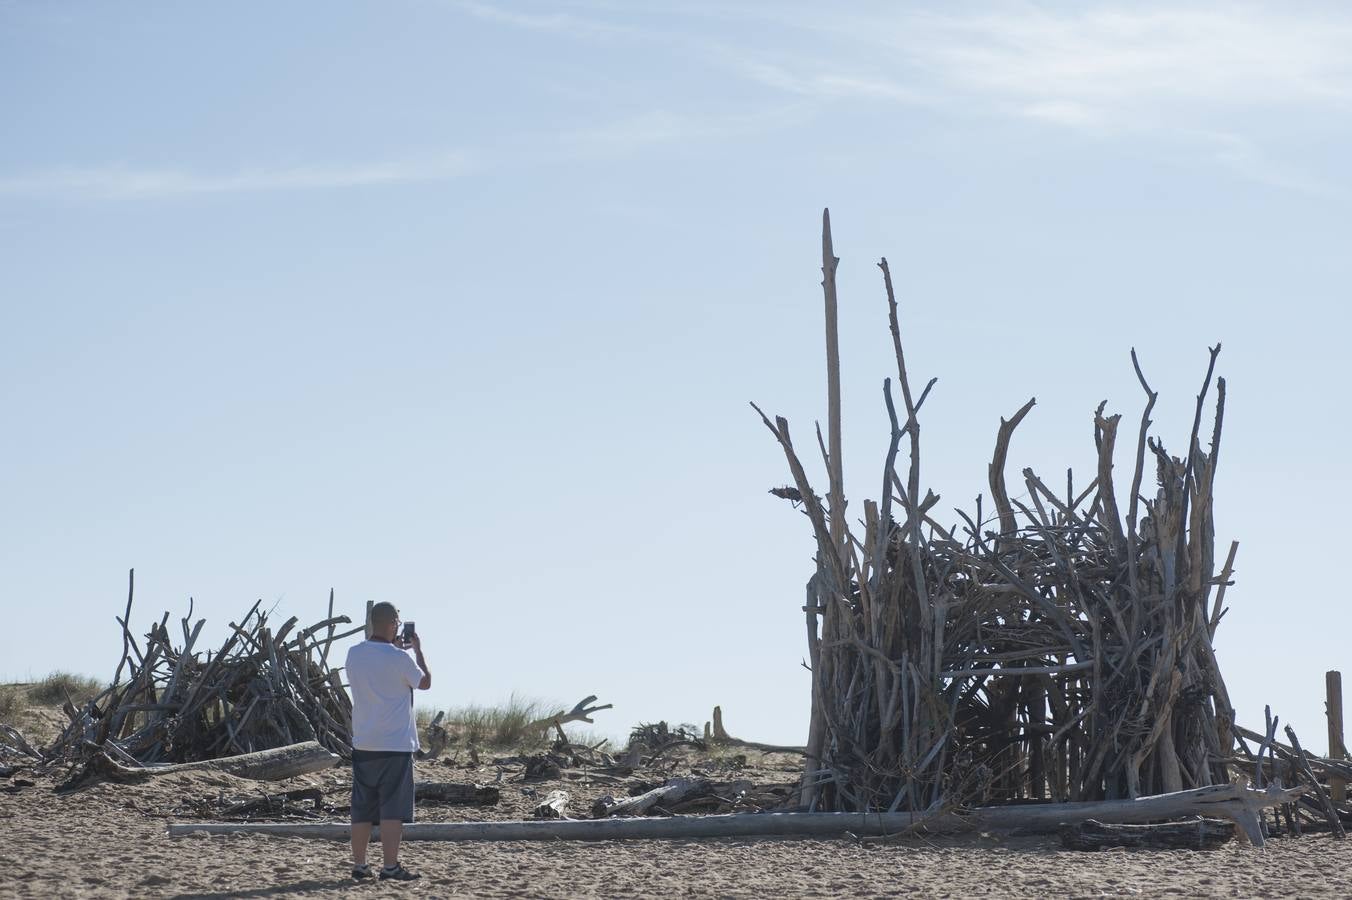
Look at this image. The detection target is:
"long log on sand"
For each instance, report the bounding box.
[95,741,339,783]
[169,782,1304,848]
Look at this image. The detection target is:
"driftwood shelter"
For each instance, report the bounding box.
[749,210,1345,841]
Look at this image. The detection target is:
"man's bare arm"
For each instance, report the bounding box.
[411,634,431,690]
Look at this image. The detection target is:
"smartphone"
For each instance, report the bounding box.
[401,621,416,643]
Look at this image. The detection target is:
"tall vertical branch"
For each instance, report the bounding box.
[822,209,846,569]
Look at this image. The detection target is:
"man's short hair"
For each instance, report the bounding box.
[370,602,398,630]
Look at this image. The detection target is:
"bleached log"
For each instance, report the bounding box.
[169,782,1303,848]
[533,790,570,819]
[592,777,709,818]
[96,741,338,782]
[1060,817,1234,851]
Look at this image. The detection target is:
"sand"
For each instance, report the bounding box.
[4,734,1352,898]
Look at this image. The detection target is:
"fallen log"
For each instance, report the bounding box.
[92,741,338,783]
[414,783,499,806]
[592,777,709,818]
[534,790,570,819]
[169,782,1304,847]
[1059,818,1235,851]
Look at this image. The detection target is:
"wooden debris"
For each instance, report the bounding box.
[422,711,449,759]
[533,790,570,819]
[1328,671,1347,804]
[524,696,613,735]
[170,783,1305,844]
[415,782,500,806]
[592,777,710,818]
[1285,725,1346,840]
[0,725,42,761]
[81,741,339,784]
[219,787,324,819]
[708,706,805,755]
[1059,818,1234,851]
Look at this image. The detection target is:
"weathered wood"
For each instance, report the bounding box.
[220,787,324,818]
[592,777,710,818]
[170,783,1302,847]
[524,696,613,734]
[1285,725,1345,839]
[1059,817,1234,851]
[1329,671,1346,804]
[94,741,338,782]
[533,790,570,819]
[414,782,499,806]
[755,218,1243,815]
[709,707,806,755]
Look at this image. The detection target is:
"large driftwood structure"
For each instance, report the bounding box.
[754,211,1239,815]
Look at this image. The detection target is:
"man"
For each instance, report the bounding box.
[344,601,431,881]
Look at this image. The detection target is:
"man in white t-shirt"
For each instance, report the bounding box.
[344,602,431,881]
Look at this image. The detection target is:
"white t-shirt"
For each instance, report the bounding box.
[345,639,424,752]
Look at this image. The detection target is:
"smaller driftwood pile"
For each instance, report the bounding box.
[1232,707,1351,839]
[19,572,362,786]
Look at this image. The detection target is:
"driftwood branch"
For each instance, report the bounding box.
[526,696,613,733]
[85,741,339,783]
[171,784,1303,846]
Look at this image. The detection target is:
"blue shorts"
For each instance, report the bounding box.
[351,750,415,824]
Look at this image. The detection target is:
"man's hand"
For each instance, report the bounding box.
[407,633,430,690]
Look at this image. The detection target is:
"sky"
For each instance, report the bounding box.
[1,0,1349,748]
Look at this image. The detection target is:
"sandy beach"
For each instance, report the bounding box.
[5,735,1352,900]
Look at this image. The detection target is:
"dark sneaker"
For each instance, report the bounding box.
[379,864,420,882]
[352,864,373,880]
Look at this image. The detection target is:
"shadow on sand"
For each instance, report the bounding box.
[170,877,373,898]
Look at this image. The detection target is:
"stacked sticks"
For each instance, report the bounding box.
[757,211,1236,813]
[44,576,359,769]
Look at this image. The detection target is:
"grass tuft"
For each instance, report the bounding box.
[0,685,27,726]
[420,693,570,749]
[27,671,104,706]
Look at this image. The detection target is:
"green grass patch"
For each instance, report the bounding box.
[27,671,104,706]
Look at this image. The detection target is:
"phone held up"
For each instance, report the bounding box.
[401,621,416,645]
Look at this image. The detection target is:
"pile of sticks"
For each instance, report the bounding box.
[755,211,1243,813]
[42,574,360,773]
[1234,709,1352,837]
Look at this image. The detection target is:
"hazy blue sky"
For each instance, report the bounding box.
[2,1,1349,747]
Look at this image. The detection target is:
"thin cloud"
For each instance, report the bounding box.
[0,155,475,199]
[905,7,1352,123]
[451,0,642,39]
[726,3,1352,189]
[561,107,806,155]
